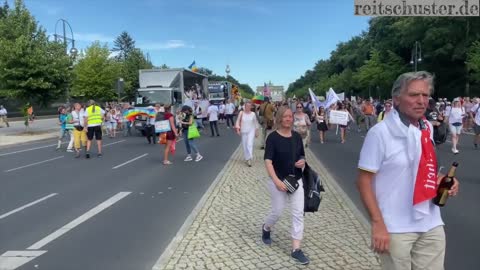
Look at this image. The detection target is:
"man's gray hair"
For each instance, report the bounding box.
[391,71,435,98]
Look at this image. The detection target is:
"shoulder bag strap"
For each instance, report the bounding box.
[291,132,297,175]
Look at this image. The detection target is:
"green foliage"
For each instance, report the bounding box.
[112,31,135,61]
[467,41,480,83]
[0,0,72,106]
[120,48,153,100]
[71,42,121,101]
[288,17,480,99]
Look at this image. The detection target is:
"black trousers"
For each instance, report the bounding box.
[226,114,235,127]
[145,125,156,143]
[209,121,219,136]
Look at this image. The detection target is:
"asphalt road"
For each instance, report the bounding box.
[0,125,239,270]
[309,125,479,270]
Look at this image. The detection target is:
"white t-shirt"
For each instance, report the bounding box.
[207,105,219,121]
[71,110,85,127]
[470,104,480,126]
[226,103,235,114]
[446,107,465,124]
[358,121,444,233]
[84,107,105,127]
[219,104,226,114]
[0,108,7,115]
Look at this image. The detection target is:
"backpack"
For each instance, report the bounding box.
[155,111,165,122]
[302,163,325,213]
[433,122,448,145]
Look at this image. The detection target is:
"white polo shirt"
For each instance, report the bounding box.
[471,104,480,126]
[358,120,444,233]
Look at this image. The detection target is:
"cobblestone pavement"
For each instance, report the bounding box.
[155,139,380,270]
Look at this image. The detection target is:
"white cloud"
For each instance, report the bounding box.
[138,40,194,50]
[74,33,115,43]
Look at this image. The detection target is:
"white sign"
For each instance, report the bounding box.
[271,94,283,102]
[136,97,143,105]
[329,110,349,126]
[155,120,171,133]
[337,92,345,101]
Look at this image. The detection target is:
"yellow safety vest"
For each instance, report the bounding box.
[86,105,103,125]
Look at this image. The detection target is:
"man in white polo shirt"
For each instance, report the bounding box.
[357,71,459,270]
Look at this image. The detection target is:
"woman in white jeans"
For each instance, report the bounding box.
[446,99,466,154]
[235,101,259,167]
[262,106,309,265]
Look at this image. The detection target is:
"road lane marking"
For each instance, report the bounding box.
[27,192,131,250]
[4,156,64,173]
[104,140,126,147]
[0,250,47,270]
[0,144,57,157]
[0,193,58,220]
[112,153,148,169]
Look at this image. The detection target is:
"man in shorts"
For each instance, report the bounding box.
[84,100,105,158]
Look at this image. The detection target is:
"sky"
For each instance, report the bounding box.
[22,0,370,91]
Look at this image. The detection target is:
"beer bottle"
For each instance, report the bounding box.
[433,162,458,207]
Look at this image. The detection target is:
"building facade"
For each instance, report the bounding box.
[256,82,285,102]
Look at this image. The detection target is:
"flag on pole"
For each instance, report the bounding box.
[308,88,322,109]
[324,88,340,108]
[263,83,271,97]
[188,61,198,72]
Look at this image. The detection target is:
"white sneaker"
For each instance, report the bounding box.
[184,155,193,162]
[195,154,203,162]
[66,149,74,153]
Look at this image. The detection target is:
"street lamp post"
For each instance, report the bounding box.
[410,41,422,72]
[54,19,77,104]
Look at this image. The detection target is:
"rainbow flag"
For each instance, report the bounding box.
[252,95,265,104]
[123,108,156,121]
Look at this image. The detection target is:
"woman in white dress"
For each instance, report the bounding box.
[235,101,260,167]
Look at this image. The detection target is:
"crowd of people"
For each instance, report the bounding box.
[3,70,478,268]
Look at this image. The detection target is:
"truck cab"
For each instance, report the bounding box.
[208,81,232,105]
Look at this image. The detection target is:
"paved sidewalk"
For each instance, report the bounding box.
[0,118,58,147]
[154,139,380,270]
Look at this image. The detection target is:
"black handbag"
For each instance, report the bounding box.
[303,162,325,213]
[282,134,300,194]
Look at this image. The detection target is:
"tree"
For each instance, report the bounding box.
[112,31,135,61]
[71,41,121,101]
[0,0,72,106]
[196,67,213,76]
[0,1,8,18]
[288,17,480,99]
[467,41,480,83]
[120,48,153,100]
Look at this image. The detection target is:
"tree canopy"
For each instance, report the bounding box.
[287,17,480,100]
[71,42,121,101]
[0,0,72,106]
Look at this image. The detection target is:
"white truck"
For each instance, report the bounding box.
[134,68,209,133]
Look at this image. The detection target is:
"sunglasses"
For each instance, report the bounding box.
[296,106,302,108]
